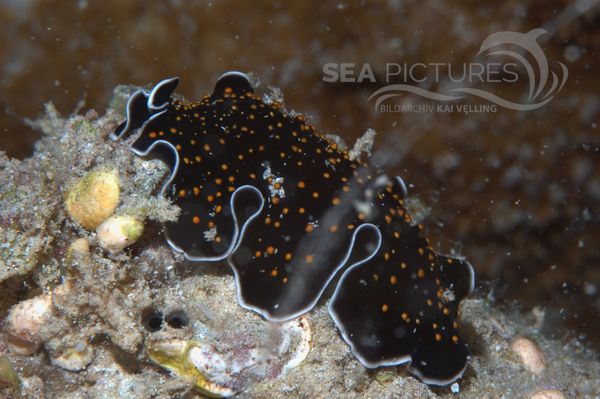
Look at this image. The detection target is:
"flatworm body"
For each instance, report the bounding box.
[112,72,475,386]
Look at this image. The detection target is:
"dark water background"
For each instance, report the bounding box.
[1,1,599,349]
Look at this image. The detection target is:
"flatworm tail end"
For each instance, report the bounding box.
[406,256,473,386]
[406,328,470,386]
[328,179,474,386]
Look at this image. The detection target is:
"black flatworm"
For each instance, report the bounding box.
[112,72,475,386]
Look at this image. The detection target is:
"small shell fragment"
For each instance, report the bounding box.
[279,315,312,371]
[146,316,311,397]
[96,215,144,252]
[511,336,546,374]
[67,238,90,257]
[450,382,460,393]
[6,294,53,355]
[50,342,94,371]
[147,340,236,398]
[65,168,120,230]
[65,238,91,266]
